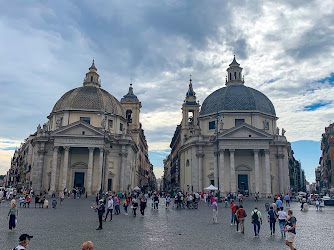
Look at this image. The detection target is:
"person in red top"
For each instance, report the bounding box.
[26,196,31,208]
[210,195,215,205]
[236,205,246,233]
[231,200,237,225]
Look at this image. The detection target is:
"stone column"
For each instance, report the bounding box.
[32,143,46,193]
[97,148,104,191]
[197,152,204,191]
[254,149,260,194]
[104,150,110,192]
[62,147,70,191]
[278,153,284,193]
[213,152,218,187]
[219,149,225,193]
[86,147,94,195]
[230,149,236,193]
[265,150,271,195]
[49,146,59,194]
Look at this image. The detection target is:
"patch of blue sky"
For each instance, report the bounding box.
[303,101,332,111]
[0,141,15,144]
[1,147,16,151]
[317,73,334,85]
[264,78,280,84]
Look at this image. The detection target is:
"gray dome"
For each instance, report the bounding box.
[200,85,276,116]
[52,86,124,116]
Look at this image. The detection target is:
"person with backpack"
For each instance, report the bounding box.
[267,206,278,236]
[236,205,247,233]
[251,207,262,237]
[230,200,237,225]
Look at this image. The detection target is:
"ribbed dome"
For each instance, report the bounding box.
[200,85,276,116]
[52,86,124,116]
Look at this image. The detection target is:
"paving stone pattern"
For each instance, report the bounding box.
[1,197,333,249]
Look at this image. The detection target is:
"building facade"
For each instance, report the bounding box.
[288,145,306,193]
[165,57,291,196]
[6,61,155,194]
[317,123,334,192]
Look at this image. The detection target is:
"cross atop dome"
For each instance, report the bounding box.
[226,55,244,86]
[83,59,101,88]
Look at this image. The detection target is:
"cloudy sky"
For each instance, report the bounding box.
[1,0,334,182]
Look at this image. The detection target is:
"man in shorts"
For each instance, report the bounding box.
[284,209,297,250]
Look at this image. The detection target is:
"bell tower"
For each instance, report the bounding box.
[226,55,244,86]
[181,76,200,143]
[120,84,141,130]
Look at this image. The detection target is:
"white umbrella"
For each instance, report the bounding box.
[204,184,218,191]
[133,186,141,191]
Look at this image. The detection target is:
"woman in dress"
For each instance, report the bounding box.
[7,203,18,230]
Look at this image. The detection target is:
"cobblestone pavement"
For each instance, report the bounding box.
[1,197,333,250]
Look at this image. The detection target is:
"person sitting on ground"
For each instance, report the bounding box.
[82,241,94,250]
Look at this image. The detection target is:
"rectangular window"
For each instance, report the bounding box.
[108,120,113,129]
[120,123,123,131]
[80,117,90,124]
[235,119,245,127]
[209,121,215,130]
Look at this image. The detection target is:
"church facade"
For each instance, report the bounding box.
[164,57,291,196]
[6,61,155,195]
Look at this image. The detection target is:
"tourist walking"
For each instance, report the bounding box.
[7,203,18,231]
[315,200,320,211]
[132,197,138,217]
[284,193,290,207]
[154,194,159,209]
[276,197,283,211]
[230,200,237,225]
[140,197,147,217]
[278,207,287,237]
[124,197,129,215]
[267,206,278,236]
[96,200,105,230]
[284,209,297,250]
[251,207,262,237]
[13,234,33,249]
[236,205,246,233]
[165,195,171,208]
[212,197,218,224]
[104,196,113,221]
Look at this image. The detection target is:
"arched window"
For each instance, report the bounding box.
[234,72,237,80]
[229,73,232,81]
[186,159,190,167]
[239,72,241,79]
[126,110,133,123]
[90,76,93,82]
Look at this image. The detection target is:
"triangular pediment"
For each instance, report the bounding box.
[219,123,273,139]
[51,121,104,137]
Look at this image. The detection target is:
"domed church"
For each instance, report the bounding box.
[165,57,290,196]
[9,61,155,195]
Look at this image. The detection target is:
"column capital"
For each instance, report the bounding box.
[264,149,270,154]
[196,153,204,158]
[214,151,220,157]
[64,146,70,151]
[99,147,104,153]
[229,149,235,153]
[119,152,128,158]
[37,149,47,155]
[276,153,284,159]
[53,146,59,151]
[219,149,225,153]
[253,149,259,153]
[88,147,95,152]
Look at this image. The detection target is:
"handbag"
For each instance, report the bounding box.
[244,210,247,217]
[131,205,134,209]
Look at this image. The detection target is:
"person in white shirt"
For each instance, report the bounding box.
[14,234,33,250]
[104,196,114,221]
[277,207,287,237]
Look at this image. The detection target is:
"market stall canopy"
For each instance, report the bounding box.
[204,185,218,190]
[133,186,141,191]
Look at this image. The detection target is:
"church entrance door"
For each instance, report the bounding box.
[108,179,112,191]
[74,172,85,188]
[238,174,248,194]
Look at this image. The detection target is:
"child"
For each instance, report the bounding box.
[52,199,57,209]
